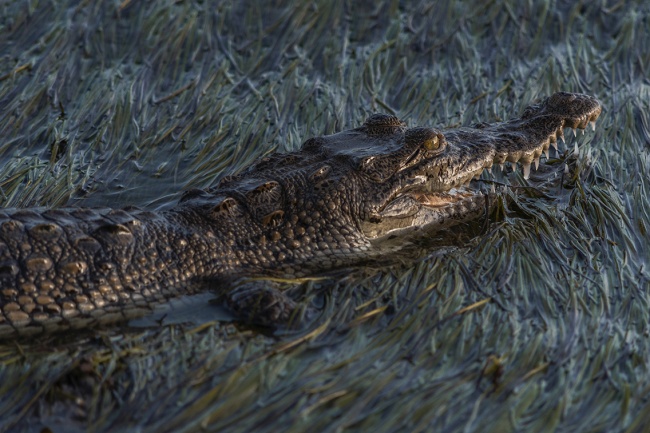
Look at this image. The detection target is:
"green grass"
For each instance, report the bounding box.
[1,0,649,432]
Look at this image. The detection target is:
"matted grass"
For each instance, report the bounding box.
[0,1,649,432]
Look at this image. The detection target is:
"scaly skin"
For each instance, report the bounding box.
[0,92,602,337]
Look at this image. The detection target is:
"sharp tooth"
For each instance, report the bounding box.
[572,128,577,137]
[486,167,492,175]
[573,142,579,156]
[564,163,569,174]
[534,157,540,170]
[557,130,565,144]
[511,161,517,171]
[499,163,505,171]
[581,128,585,135]
[522,162,531,180]
[544,148,549,159]
[590,121,596,131]
[490,184,496,193]
[551,141,558,151]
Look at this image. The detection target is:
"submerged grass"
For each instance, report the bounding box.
[1,0,649,432]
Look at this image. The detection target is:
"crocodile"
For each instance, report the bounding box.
[0,92,602,338]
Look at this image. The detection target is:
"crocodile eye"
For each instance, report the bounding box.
[423,136,440,151]
[405,127,446,154]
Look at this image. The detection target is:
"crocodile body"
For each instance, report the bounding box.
[0,92,602,337]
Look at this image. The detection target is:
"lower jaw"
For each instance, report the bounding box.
[361,190,493,241]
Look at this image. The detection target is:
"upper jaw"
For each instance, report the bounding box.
[416,92,603,189]
[489,94,602,174]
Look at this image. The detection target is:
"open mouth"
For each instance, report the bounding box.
[362,93,602,241]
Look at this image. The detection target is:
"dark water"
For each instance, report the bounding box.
[0,1,649,432]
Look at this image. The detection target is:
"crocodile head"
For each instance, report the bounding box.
[187,92,601,274]
[357,91,604,240]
